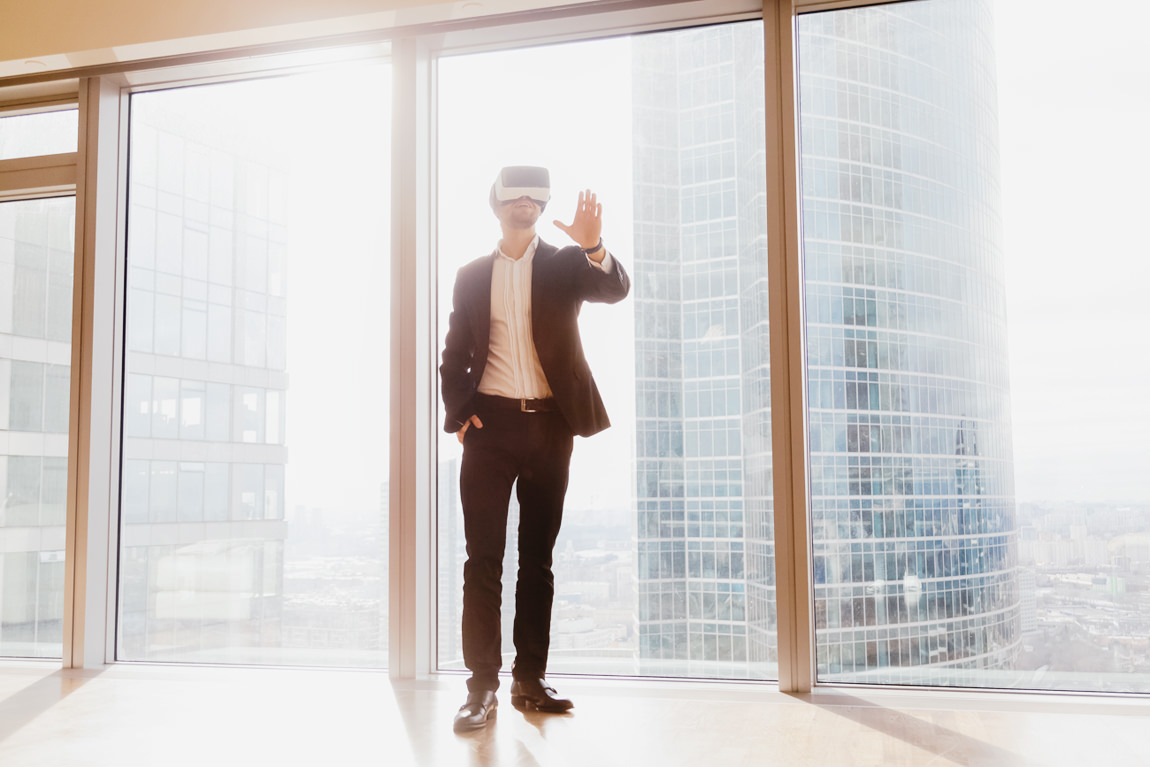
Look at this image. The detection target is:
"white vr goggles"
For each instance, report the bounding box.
[490,165,551,211]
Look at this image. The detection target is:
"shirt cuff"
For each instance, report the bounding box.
[587,250,614,273]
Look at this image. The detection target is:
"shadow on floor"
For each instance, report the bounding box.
[0,669,101,745]
[794,692,1034,766]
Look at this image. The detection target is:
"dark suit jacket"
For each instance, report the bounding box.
[440,239,631,438]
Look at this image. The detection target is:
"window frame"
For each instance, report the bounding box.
[401,0,790,684]
[99,57,399,668]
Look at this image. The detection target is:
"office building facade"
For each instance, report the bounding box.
[118,95,290,661]
[801,0,1020,682]
[633,2,1021,681]
[0,196,73,658]
[632,22,774,677]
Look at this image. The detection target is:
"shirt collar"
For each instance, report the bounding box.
[494,234,540,264]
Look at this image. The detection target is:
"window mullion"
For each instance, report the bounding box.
[64,75,127,669]
[389,36,435,679]
[764,0,815,694]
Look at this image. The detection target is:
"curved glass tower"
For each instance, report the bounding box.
[800,0,1021,683]
[631,0,1020,684]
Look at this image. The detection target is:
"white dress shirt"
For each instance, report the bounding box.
[477,236,614,400]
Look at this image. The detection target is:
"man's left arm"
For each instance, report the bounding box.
[580,245,630,303]
[554,188,630,303]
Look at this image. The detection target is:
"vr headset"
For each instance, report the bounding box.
[489,165,551,211]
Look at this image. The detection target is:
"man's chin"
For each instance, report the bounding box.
[508,213,539,229]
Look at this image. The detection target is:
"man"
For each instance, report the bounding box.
[441,166,630,732]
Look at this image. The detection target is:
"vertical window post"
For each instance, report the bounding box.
[390,36,435,679]
[65,75,127,668]
[764,0,814,693]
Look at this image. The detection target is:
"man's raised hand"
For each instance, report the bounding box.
[553,189,603,256]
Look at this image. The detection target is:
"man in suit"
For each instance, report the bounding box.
[441,166,630,732]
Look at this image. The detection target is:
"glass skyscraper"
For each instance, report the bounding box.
[801,0,1020,683]
[632,23,774,678]
[633,1,1020,682]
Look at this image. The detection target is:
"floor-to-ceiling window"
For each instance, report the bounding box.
[0,108,78,658]
[435,19,776,681]
[1,0,1146,699]
[798,0,1150,693]
[117,65,393,666]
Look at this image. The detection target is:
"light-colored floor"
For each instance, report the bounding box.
[0,662,1146,767]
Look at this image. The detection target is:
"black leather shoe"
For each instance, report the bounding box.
[453,690,498,732]
[510,678,573,712]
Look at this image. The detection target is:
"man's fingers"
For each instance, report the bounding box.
[456,415,483,444]
[555,190,602,247]
[580,192,601,225]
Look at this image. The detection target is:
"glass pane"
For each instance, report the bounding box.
[0,110,79,160]
[800,0,1150,693]
[437,20,774,680]
[0,196,75,658]
[118,66,391,666]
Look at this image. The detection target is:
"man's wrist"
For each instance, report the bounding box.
[581,238,603,255]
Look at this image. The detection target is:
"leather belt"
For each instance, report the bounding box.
[475,393,559,413]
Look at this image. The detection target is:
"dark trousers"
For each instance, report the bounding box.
[458,396,574,693]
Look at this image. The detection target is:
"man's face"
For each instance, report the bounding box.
[496,195,541,229]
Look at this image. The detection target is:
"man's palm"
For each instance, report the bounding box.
[554,189,602,249]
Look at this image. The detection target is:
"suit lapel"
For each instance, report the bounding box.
[475,255,495,368]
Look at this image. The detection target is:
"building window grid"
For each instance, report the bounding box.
[127,123,288,369]
[0,194,76,657]
[121,458,285,524]
[799,1,1021,684]
[123,372,289,447]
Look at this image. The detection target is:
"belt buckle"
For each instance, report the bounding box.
[520,398,537,413]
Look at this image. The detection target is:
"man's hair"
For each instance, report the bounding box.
[489,166,550,212]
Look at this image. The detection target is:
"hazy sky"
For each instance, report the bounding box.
[281,67,393,519]
[993,1,1150,503]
